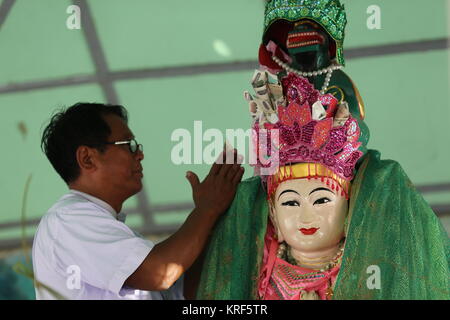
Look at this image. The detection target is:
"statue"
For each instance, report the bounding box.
[195,0,450,300]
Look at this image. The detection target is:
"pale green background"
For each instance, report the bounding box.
[0,0,449,244]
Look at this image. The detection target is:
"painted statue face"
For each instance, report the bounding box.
[271,178,348,253]
[285,20,332,71]
[286,20,328,54]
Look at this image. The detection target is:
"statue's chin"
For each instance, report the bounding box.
[287,235,345,254]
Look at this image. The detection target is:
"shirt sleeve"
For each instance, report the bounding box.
[51,207,153,295]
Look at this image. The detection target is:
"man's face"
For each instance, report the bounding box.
[95,114,144,199]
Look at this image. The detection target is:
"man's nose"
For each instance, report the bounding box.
[136,149,144,161]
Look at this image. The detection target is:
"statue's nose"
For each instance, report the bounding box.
[299,205,316,224]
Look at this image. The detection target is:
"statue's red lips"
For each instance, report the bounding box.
[299,228,319,235]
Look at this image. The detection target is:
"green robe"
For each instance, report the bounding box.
[196,150,450,299]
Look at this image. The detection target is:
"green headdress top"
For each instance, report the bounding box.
[264,0,347,65]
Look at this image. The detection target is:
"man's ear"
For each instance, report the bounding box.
[76,146,98,172]
[268,200,284,243]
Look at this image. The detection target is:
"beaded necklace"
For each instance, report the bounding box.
[271,55,343,94]
[279,241,345,272]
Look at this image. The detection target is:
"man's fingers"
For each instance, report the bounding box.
[209,150,228,176]
[232,167,245,185]
[226,163,240,179]
[216,149,233,176]
[186,171,200,190]
[222,148,238,164]
[224,149,245,165]
[209,161,222,176]
[209,148,245,182]
[218,163,233,178]
[236,154,244,165]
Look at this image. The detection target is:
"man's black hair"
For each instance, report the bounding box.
[41,102,128,184]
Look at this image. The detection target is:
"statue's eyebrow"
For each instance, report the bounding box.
[309,187,334,196]
[278,189,300,200]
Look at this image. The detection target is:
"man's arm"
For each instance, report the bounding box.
[124,151,244,291]
[183,248,206,299]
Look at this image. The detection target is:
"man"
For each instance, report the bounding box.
[32,102,244,300]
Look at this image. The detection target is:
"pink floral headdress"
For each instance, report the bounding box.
[245,71,363,199]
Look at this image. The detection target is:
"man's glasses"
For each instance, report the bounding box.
[104,139,143,153]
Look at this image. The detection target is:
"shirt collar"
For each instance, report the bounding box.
[69,189,126,222]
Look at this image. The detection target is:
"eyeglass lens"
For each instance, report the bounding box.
[130,140,143,153]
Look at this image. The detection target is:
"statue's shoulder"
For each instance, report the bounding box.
[222,175,268,217]
[334,69,358,87]
[366,149,402,167]
[363,149,411,183]
[240,175,261,186]
[234,175,264,199]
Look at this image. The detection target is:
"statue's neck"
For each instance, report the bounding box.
[289,242,343,270]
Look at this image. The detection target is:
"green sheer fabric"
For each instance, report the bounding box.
[196,150,450,299]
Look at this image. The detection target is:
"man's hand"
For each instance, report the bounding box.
[185,149,244,217]
[125,149,245,292]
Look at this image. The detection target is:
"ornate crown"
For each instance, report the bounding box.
[245,70,363,198]
[264,0,347,65]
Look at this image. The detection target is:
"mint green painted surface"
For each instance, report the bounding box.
[0,0,94,84]
[89,0,263,71]
[343,0,449,47]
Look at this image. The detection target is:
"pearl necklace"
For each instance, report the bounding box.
[271,55,343,94]
[278,242,345,273]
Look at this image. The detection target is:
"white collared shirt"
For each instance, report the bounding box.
[32,190,184,300]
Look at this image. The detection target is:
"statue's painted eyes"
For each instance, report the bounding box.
[281,200,300,206]
[314,197,331,205]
